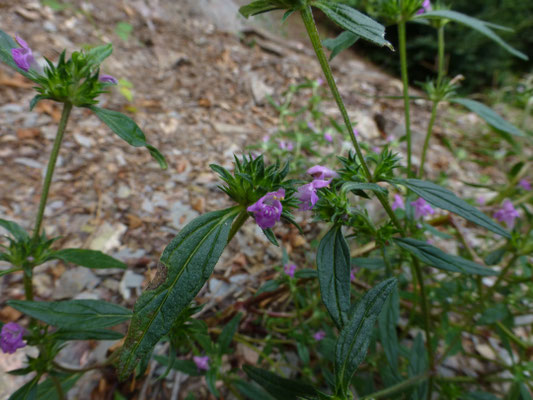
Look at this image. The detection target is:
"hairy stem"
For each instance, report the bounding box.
[398,20,412,177]
[418,100,438,178]
[227,208,249,243]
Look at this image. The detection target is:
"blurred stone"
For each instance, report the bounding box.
[119,270,145,300]
[53,267,101,300]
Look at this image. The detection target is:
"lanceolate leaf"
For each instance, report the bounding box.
[8,376,38,400]
[317,225,351,329]
[413,10,527,60]
[53,328,124,341]
[378,285,400,373]
[118,207,239,380]
[36,373,82,400]
[50,248,126,269]
[7,299,132,329]
[218,313,243,354]
[342,182,388,195]
[335,278,397,392]
[0,218,29,242]
[450,98,524,137]
[87,106,167,169]
[323,31,359,60]
[312,2,392,49]
[394,238,497,276]
[408,333,428,399]
[239,0,281,17]
[243,365,318,400]
[393,179,510,238]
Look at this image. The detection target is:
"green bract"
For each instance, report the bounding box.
[30,45,114,108]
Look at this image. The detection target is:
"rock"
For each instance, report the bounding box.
[53,267,101,299]
[73,133,94,148]
[249,73,274,106]
[88,222,127,253]
[14,158,42,169]
[170,202,198,229]
[209,277,231,298]
[119,270,145,300]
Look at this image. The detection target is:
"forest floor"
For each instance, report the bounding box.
[0,0,519,399]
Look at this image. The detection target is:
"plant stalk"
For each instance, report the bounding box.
[227,208,249,243]
[398,19,413,177]
[418,100,438,178]
[437,24,446,85]
[359,372,431,400]
[26,102,72,301]
[32,102,73,242]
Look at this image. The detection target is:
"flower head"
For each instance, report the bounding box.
[278,140,293,151]
[306,165,338,181]
[284,263,297,277]
[307,121,316,131]
[247,188,285,229]
[11,35,37,72]
[410,198,434,219]
[477,196,486,206]
[392,194,405,210]
[494,199,520,229]
[324,132,333,143]
[417,0,432,14]
[193,355,209,371]
[0,322,26,354]
[99,74,118,85]
[518,179,531,191]
[313,330,326,341]
[298,180,329,210]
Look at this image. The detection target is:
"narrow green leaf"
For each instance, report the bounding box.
[519,383,533,400]
[0,218,29,242]
[477,304,511,325]
[7,299,132,329]
[312,2,392,49]
[393,179,510,238]
[86,43,113,68]
[239,1,281,18]
[342,182,388,195]
[53,328,124,341]
[413,10,527,60]
[352,257,386,270]
[206,368,219,397]
[154,356,202,376]
[8,377,38,400]
[218,313,243,354]
[243,365,317,400]
[118,208,239,380]
[378,286,400,373]
[50,248,126,269]
[88,106,167,169]
[451,98,524,137]
[462,392,501,400]
[323,31,359,60]
[262,228,279,247]
[36,373,82,400]
[317,225,351,329]
[394,238,497,276]
[407,333,428,400]
[29,95,50,111]
[335,278,397,391]
[234,379,276,400]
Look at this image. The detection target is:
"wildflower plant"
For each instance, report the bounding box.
[1,1,532,399]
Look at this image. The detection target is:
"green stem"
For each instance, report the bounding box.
[26,102,72,301]
[227,208,249,243]
[437,24,446,85]
[398,20,412,177]
[300,6,371,181]
[359,372,431,400]
[51,375,66,400]
[32,102,73,242]
[418,101,439,178]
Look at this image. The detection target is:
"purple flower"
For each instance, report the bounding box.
[313,330,326,341]
[518,179,531,191]
[353,128,359,137]
[477,196,486,206]
[410,198,435,219]
[262,135,270,143]
[0,322,25,354]
[11,35,37,72]
[316,78,323,86]
[417,0,432,14]
[99,74,118,85]
[193,356,209,371]
[284,263,297,277]
[493,199,520,229]
[350,270,355,282]
[307,165,338,180]
[324,132,333,143]
[307,121,316,131]
[278,140,293,151]
[298,180,329,210]
[247,188,285,229]
[392,194,405,210]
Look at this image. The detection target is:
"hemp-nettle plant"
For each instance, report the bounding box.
[1,0,532,399]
